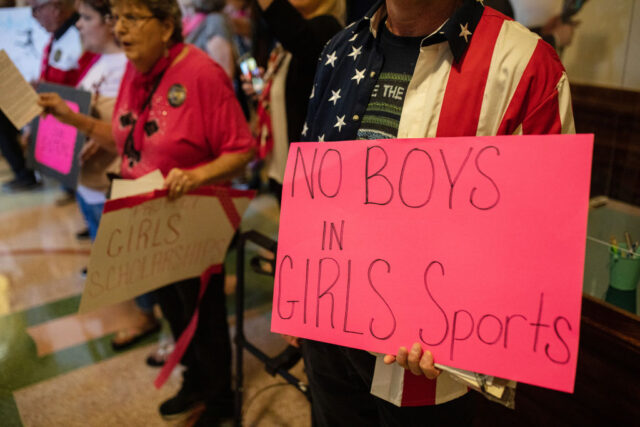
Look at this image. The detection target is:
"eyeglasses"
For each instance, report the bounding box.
[105,13,155,29]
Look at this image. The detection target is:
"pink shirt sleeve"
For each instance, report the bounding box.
[199,65,254,158]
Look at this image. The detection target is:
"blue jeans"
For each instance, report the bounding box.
[76,193,104,241]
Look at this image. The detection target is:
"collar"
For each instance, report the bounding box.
[53,12,79,40]
[361,0,484,63]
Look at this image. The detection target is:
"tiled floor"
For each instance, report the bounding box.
[0,159,310,426]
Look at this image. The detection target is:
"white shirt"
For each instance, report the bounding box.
[77,52,127,98]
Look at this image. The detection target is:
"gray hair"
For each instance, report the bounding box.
[110,0,184,44]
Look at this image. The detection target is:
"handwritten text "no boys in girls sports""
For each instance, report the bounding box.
[274,143,574,367]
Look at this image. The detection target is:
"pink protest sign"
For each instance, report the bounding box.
[271,134,594,393]
[34,100,79,174]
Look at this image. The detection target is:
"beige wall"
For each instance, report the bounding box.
[560,0,639,90]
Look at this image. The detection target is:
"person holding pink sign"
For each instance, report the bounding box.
[293,0,575,425]
[38,0,254,424]
[37,0,164,353]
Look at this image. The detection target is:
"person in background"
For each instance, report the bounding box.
[237,0,344,386]
[0,0,57,192]
[244,0,344,202]
[0,112,41,192]
[38,1,254,425]
[510,0,581,51]
[0,3,27,196]
[73,0,163,351]
[224,0,252,55]
[31,0,84,85]
[30,0,88,206]
[72,0,124,244]
[295,0,575,425]
[182,0,236,78]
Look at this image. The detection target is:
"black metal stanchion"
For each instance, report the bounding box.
[233,231,310,427]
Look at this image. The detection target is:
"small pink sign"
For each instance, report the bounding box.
[271,134,594,393]
[34,100,80,174]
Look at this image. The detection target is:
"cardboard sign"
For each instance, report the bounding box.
[271,135,594,393]
[0,50,42,129]
[78,187,253,313]
[28,83,91,189]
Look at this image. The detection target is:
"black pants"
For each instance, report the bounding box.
[301,340,475,427]
[0,112,32,180]
[155,273,232,405]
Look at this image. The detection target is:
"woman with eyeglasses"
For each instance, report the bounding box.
[38,0,254,424]
[76,0,169,354]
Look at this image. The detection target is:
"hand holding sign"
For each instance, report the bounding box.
[27,83,91,189]
[271,134,594,393]
[78,186,254,313]
[0,50,42,129]
[164,167,205,200]
[386,343,442,380]
[38,92,77,125]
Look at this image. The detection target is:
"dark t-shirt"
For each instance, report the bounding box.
[358,24,421,140]
[357,22,446,140]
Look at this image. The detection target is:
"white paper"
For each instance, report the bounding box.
[110,169,165,199]
[435,363,512,399]
[0,50,43,129]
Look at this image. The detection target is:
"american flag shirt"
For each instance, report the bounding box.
[301,0,575,407]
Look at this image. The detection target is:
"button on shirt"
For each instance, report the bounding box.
[112,47,253,180]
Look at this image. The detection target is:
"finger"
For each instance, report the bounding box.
[281,334,300,348]
[79,146,90,162]
[406,342,424,376]
[419,350,442,380]
[82,144,98,161]
[166,178,179,199]
[383,354,396,365]
[396,346,409,370]
[173,182,183,198]
[163,169,180,188]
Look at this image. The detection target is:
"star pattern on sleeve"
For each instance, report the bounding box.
[351,68,366,84]
[459,23,472,43]
[347,45,362,61]
[325,51,338,67]
[309,86,315,99]
[303,0,485,143]
[328,89,342,105]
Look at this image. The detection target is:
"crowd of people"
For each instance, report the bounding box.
[1,0,577,425]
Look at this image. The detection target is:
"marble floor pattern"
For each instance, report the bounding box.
[0,159,310,426]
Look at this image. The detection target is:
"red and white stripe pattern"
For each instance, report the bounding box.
[398,7,574,141]
[374,7,575,407]
[40,26,83,85]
